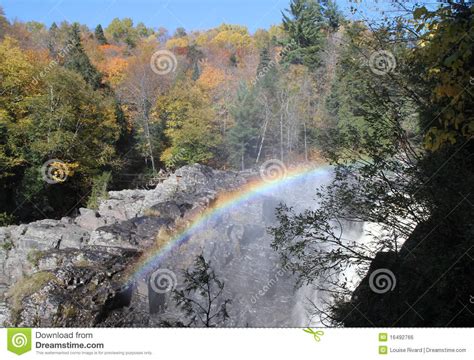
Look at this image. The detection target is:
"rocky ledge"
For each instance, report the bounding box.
[0,164,247,327]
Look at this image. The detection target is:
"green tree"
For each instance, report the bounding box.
[64,23,103,90]
[25,21,45,33]
[47,22,59,56]
[0,7,9,39]
[106,18,138,47]
[281,0,326,68]
[94,24,108,45]
[413,4,474,150]
[136,22,153,38]
[156,81,222,169]
[320,0,343,31]
[227,83,262,170]
[173,27,187,38]
[256,47,272,76]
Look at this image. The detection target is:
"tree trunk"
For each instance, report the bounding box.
[304,122,308,161]
[142,103,156,173]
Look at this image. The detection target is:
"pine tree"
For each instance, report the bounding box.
[281,0,326,69]
[47,22,59,57]
[174,27,187,38]
[256,47,272,76]
[0,6,9,39]
[256,47,279,92]
[191,62,200,81]
[187,44,203,81]
[227,83,262,170]
[64,23,103,89]
[229,53,238,67]
[94,24,108,45]
[320,0,343,31]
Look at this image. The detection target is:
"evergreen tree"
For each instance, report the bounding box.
[191,62,200,81]
[229,53,238,67]
[64,23,103,89]
[47,22,59,57]
[94,24,108,45]
[136,22,153,38]
[281,0,326,68]
[256,47,272,76]
[227,83,262,170]
[320,0,343,31]
[256,47,279,93]
[0,6,9,39]
[174,27,187,38]
[106,17,137,47]
[187,44,204,81]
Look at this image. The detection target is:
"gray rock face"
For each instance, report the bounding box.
[0,164,248,327]
[1,164,334,327]
[0,219,90,293]
[90,217,172,249]
[96,164,246,221]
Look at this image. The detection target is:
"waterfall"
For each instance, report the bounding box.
[139,166,370,326]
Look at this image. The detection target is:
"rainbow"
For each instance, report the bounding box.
[127,164,332,284]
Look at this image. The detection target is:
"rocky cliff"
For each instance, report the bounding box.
[0,164,248,327]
